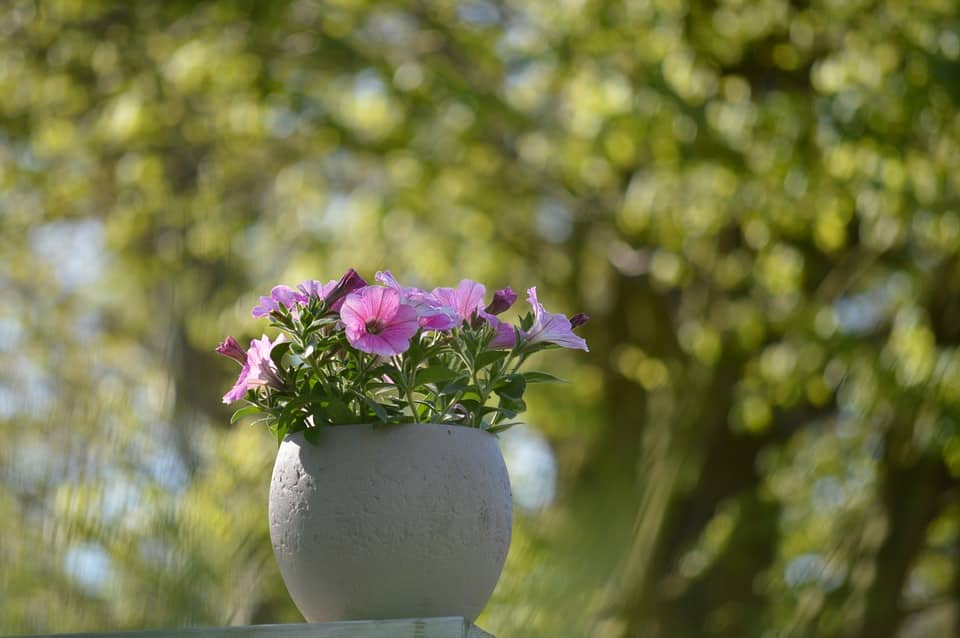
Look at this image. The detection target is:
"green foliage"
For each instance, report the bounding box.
[2,1,960,637]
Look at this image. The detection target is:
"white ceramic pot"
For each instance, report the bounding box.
[268,423,513,622]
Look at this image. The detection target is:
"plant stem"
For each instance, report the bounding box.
[393,354,420,422]
[510,352,529,374]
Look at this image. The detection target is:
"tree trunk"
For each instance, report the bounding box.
[858,450,947,638]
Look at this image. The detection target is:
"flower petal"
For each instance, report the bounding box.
[376,308,419,354]
[341,288,418,355]
[375,270,404,292]
[251,295,279,318]
[339,292,364,328]
[298,279,337,299]
[222,363,251,404]
[481,311,517,350]
[245,334,286,388]
[360,286,400,323]
[524,287,589,351]
[433,279,486,323]
[271,285,305,308]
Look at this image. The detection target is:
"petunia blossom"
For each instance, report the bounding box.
[376,270,459,331]
[523,287,589,351]
[223,363,252,404]
[252,285,308,318]
[432,279,487,324]
[297,278,336,300]
[223,334,286,403]
[340,286,420,357]
[481,310,518,350]
[215,336,247,365]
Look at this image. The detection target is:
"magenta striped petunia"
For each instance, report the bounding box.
[339,286,420,357]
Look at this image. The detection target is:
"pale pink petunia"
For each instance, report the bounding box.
[481,310,518,350]
[222,334,286,403]
[340,286,420,357]
[432,279,487,324]
[222,362,252,404]
[252,285,308,318]
[523,287,589,351]
[376,270,459,331]
[246,334,286,388]
[374,270,406,292]
[297,278,337,300]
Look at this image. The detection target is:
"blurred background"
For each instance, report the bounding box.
[2,1,960,636]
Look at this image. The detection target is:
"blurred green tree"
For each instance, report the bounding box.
[1,1,959,637]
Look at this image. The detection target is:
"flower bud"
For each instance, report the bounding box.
[324,268,368,311]
[484,287,517,316]
[215,336,247,365]
[569,313,590,329]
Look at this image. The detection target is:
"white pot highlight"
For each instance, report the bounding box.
[269,423,513,622]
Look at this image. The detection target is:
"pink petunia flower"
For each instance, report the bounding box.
[297,278,337,300]
[340,286,420,357]
[432,279,487,324]
[481,310,518,350]
[222,334,286,404]
[252,285,308,318]
[223,363,252,404]
[523,287,589,351]
[376,270,459,331]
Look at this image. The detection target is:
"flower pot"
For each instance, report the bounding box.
[268,423,513,622]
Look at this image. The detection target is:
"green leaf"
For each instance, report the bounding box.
[324,398,355,424]
[230,405,262,424]
[369,364,402,381]
[270,341,291,367]
[415,365,459,386]
[361,395,389,422]
[459,397,481,412]
[303,426,320,445]
[416,401,431,419]
[493,373,526,400]
[275,421,289,446]
[497,395,526,416]
[519,312,534,331]
[475,349,510,370]
[309,402,328,426]
[487,422,522,434]
[522,371,566,384]
[439,380,469,395]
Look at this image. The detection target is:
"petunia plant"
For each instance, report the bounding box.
[217,268,589,444]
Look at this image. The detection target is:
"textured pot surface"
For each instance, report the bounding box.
[269,423,513,622]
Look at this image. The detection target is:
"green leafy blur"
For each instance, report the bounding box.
[1,1,959,636]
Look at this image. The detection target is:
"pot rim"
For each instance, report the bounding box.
[284,422,502,436]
